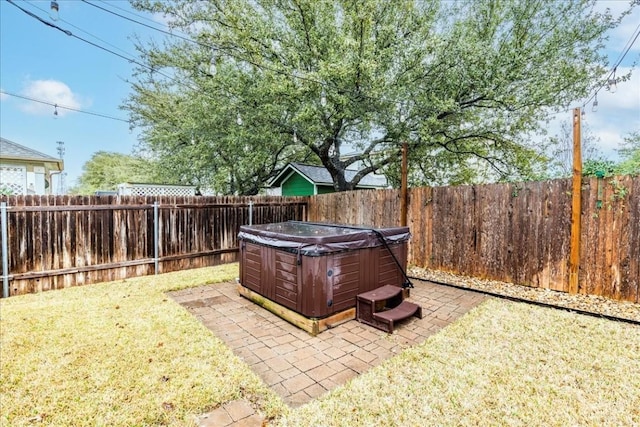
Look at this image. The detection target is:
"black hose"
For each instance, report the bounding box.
[371,229,413,289]
[287,221,413,289]
[409,275,640,326]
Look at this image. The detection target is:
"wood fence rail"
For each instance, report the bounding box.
[2,176,638,303]
[308,176,639,303]
[0,195,308,296]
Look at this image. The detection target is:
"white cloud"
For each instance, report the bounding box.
[19,79,84,117]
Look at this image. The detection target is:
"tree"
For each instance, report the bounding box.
[547,120,606,178]
[69,151,154,195]
[128,0,627,193]
[616,130,640,175]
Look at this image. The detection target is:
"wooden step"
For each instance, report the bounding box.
[372,300,423,333]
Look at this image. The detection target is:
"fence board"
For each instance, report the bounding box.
[0,195,307,296]
[308,176,639,302]
[2,177,638,302]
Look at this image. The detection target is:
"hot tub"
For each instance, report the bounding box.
[238,221,410,320]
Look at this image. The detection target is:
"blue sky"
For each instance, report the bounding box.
[1,0,639,192]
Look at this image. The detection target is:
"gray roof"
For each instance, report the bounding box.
[272,162,388,188]
[0,137,61,162]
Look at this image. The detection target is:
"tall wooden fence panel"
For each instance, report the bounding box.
[0,195,307,296]
[579,176,639,302]
[307,188,400,227]
[308,176,639,303]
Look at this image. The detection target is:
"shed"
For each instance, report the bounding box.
[269,163,388,196]
[0,137,63,195]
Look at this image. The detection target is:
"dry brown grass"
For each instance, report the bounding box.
[3,264,638,427]
[0,264,286,426]
[277,299,640,427]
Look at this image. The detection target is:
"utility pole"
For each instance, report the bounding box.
[56,141,65,195]
[568,108,582,294]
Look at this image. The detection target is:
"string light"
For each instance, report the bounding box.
[0,90,130,123]
[293,129,297,143]
[236,112,243,126]
[591,93,599,113]
[320,89,327,107]
[49,1,59,21]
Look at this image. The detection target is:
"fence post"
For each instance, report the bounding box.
[1,202,8,298]
[248,200,253,225]
[153,201,159,275]
[569,108,582,294]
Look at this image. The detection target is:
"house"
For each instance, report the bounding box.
[269,162,388,196]
[0,137,63,195]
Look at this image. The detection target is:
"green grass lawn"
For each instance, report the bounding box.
[1,264,639,426]
[0,264,286,426]
[279,299,640,427]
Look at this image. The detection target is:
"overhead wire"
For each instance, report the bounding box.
[5,0,201,95]
[582,21,640,108]
[95,0,166,27]
[23,0,135,59]
[79,0,331,88]
[7,0,637,145]
[0,90,130,123]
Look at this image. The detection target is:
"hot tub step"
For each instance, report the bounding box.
[371,301,423,333]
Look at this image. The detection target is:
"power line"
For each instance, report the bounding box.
[81,0,198,48]
[24,0,135,59]
[79,0,329,88]
[582,21,640,108]
[96,0,167,27]
[0,90,130,123]
[5,0,200,94]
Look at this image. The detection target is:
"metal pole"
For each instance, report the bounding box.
[1,202,9,298]
[400,142,408,227]
[153,201,159,275]
[248,200,253,226]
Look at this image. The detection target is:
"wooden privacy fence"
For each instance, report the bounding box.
[308,176,640,303]
[2,177,638,302]
[0,195,307,296]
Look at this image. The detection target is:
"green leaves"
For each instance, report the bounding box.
[69,152,154,195]
[126,0,622,192]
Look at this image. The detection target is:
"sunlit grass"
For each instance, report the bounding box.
[277,299,640,426]
[2,263,638,426]
[0,263,286,426]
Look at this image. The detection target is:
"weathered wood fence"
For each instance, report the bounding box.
[2,176,638,302]
[0,195,307,296]
[308,176,639,303]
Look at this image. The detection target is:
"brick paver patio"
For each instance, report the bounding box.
[170,278,486,421]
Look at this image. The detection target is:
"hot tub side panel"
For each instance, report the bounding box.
[329,250,365,313]
[274,250,301,312]
[376,242,407,288]
[325,241,408,315]
[300,256,329,318]
[241,241,263,294]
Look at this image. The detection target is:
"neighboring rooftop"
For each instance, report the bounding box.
[0,137,62,164]
[270,162,388,188]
